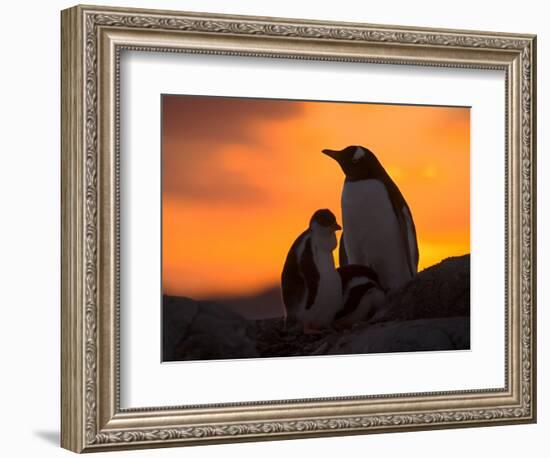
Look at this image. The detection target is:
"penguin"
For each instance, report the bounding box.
[281,209,343,333]
[322,145,419,290]
[334,264,386,329]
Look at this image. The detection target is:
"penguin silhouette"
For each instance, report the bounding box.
[281,209,343,333]
[322,145,419,290]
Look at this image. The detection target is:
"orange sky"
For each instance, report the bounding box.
[162,95,470,299]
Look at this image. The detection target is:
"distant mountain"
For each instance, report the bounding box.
[204,286,284,320]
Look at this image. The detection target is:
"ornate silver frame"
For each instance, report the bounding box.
[61,4,537,453]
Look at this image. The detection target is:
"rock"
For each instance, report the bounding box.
[325,317,470,355]
[163,254,471,360]
[374,255,470,323]
[163,295,259,361]
[255,318,337,357]
[162,296,199,361]
[254,255,471,357]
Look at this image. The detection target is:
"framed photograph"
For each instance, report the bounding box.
[61,4,537,453]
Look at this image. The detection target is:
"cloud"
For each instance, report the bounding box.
[162,95,304,204]
[163,95,303,146]
[166,147,269,204]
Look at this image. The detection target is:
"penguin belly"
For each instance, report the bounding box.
[314,263,343,325]
[342,180,411,290]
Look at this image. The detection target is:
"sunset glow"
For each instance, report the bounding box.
[162,96,470,299]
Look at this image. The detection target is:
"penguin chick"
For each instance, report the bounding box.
[322,145,419,291]
[281,209,343,333]
[334,264,386,329]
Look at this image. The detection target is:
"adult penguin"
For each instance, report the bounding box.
[281,209,343,333]
[322,145,419,290]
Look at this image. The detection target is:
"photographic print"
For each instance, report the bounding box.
[161,95,470,362]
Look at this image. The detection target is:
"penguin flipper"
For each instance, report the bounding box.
[281,231,308,317]
[339,232,349,267]
[399,204,419,276]
[300,238,320,310]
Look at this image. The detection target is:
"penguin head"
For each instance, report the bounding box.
[309,209,341,252]
[322,145,379,180]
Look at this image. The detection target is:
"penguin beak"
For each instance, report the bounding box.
[332,223,342,231]
[322,149,339,161]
